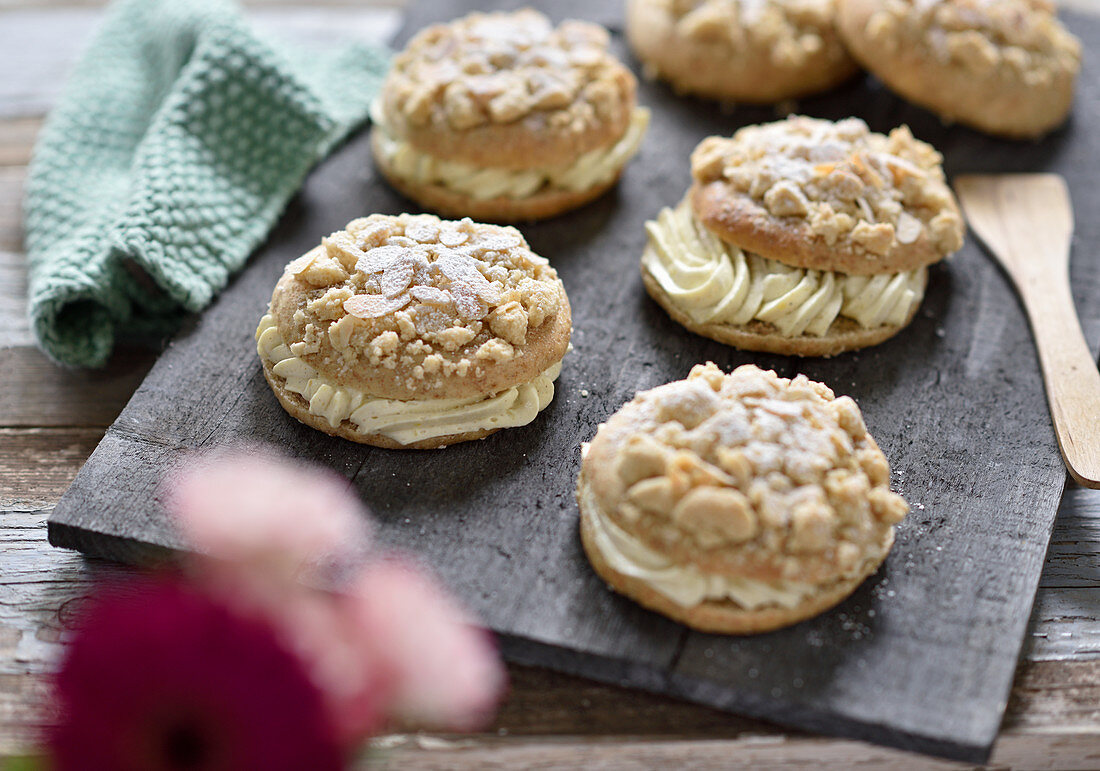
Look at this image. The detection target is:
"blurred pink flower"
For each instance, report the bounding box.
[271,589,387,743]
[51,576,343,771]
[166,448,389,742]
[343,557,507,732]
[167,447,371,583]
[159,446,506,745]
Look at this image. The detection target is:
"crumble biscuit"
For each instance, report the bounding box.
[837,0,1081,138]
[577,363,906,633]
[690,116,964,275]
[640,196,928,356]
[371,9,649,221]
[626,0,858,103]
[640,118,959,355]
[257,213,572,448]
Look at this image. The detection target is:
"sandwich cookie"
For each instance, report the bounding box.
[257,214,571,449]
[626,0,858,103]
[577,362,908,634]
[642,116,964,356]
[837,0,1081,138]
[371,9,649,222]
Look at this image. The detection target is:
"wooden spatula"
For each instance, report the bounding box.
[955,174,1100,488]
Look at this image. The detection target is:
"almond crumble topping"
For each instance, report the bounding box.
[382,9,634,134]
[863,0,1079,82]
[605,363,907,569]
[663,0,843,67]
[284,214,563,390]
[692,116,964,257]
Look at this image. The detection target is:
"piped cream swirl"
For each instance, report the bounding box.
[581,482,816,610]
[642,201,927,336]
[372,103,650,200]
[257,314,559,445]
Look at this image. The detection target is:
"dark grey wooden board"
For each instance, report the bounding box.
[47,0,1100,762]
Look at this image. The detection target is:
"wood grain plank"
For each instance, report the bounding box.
[43,5,1100,760]
[5,663,1095,768]
[1043,484,1100,590]
[1,432,1098,760]
[1027,589,1100,660]
[0,167,23,253]
[0,505,122,754]
[0,346,156,428]
[0,117,39,168]
[0,250,32,348]
[0,531,1097,767]
[362,731,1100,771]
[0,428,104,506]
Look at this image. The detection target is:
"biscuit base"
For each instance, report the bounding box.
[690,181,949,276]
[837,0,1076,139]
[641,260,917,357]
[626,0,858,104]
[577,488,886,635]
[262,362,502,450]
[372,129,620,222]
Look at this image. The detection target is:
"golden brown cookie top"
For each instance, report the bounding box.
[689,116,964,274]
[269,213,571,401]
[661,0,841,65]
[583,362,907,583]
[864,0,1080,80]
[377,9,638,169]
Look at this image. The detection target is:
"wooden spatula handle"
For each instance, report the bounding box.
[1015,269,1100,488]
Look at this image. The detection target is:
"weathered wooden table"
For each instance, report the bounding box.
[2,1,1098,768]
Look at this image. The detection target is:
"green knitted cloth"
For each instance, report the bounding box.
[24,0,390,367]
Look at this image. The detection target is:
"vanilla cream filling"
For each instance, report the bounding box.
[581,483,817,610]
[257,314,560,445]
[643,202,927,337]
[372,103,650,200]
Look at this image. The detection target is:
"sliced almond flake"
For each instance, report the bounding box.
[461,242,517,260]
[450,286,488,321]
[380,261,415,298]
[761,399,806,419]
[343,292,412,319]
[850,153,885,188]
[287,253,317,275]
[435,252,505,306]
[356,245,408,275]
[881,154,925,183]
[325,233,367,265]
[856,196,875,222]
[434,250,483,283]
[567,47,603,67]
[439,228,469,247]
[353,221,395,249]
[807,141,848,164]
[406,221,441,244]
[475,232,523,252]
[411,286,454,306]
[895,211,923,244]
